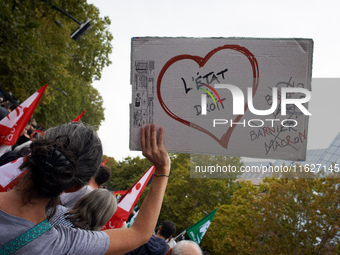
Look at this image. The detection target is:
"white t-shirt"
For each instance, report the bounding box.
[60,185,94,208]
[0,209,109,255]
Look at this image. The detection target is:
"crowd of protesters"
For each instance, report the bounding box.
[0,117,45,167]
[0,99,13,121]
[0,90,20,120]
[0,118,203,254]
[0,86,202,254]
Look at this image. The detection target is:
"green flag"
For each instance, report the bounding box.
[186,208,218,244]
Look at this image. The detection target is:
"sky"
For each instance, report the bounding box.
[87,0,340,161]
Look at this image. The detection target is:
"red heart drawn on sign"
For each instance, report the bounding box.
[157,45,259,150]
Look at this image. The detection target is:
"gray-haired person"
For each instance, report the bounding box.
[170,240,203,255]
[49,188,117,231]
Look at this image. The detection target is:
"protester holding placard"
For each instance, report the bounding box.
[0,122,170,254]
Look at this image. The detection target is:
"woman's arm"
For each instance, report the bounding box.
[104,124,170,255]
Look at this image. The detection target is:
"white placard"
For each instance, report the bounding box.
[130,37,313,160]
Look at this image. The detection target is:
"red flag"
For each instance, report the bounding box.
[73,110,86,122]
[0,157,27,192]
[102,165,155,230]
[0,84,47,155]
[100,158,109,166]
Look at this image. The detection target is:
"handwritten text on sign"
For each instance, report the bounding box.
[130,38,313,160]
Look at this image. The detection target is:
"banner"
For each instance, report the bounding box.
[0,84,47,156]
[102,165,155,229]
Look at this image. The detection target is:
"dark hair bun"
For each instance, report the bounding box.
[43,123,103,186]
[21,137,77,197]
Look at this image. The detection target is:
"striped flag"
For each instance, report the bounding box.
[101,165,155,229]
[0,84,47,156]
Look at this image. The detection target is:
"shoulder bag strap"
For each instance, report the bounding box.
[0,219,52,254]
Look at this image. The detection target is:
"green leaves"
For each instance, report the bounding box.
[207,178,340,254]
[0,0,112,129]
[103,152,340,254]
[158,154,241,236]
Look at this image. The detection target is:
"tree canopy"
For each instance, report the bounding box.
[104,154,340,254]
[206,177,340,254]
[159,153,242,234]
[0,0,113,129]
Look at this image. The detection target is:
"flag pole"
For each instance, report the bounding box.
[173,230,187,241]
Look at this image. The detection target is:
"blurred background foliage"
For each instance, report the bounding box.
[0,0,113,130]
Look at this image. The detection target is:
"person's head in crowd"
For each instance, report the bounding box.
[30,118,38,129]
[124,219,176,255]
[82,164,111,191]
[19,122,102,212]
[157,220,176,240]
[94,165,111,187]
[0,106,9,120]
[23,123,32,137]
[1,100,13,111]
[65,188,117,231]
[170,240,203,255]
[59,161,110,208]
[42,122,102,188]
